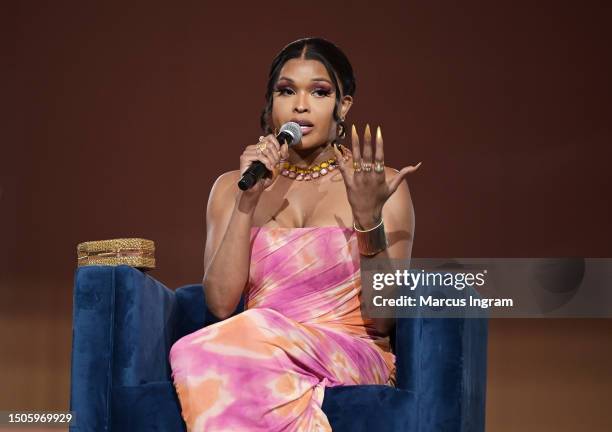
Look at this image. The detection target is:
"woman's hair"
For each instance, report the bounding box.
[260,37,356,139]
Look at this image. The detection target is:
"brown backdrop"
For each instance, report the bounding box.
[3,1,611,430]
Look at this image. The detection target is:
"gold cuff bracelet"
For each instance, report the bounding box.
[353,218,388,256]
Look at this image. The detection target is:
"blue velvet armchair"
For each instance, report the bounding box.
[70,265,487,431]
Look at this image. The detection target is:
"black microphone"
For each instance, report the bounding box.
[238,122,302,191]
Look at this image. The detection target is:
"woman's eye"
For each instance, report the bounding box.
[275,87,331,97]
[313,89,331,97]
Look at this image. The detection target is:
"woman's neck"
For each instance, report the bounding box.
[287,142,336,167]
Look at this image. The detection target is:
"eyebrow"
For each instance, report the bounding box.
[277,76,333,85]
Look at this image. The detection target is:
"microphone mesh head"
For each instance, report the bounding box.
[280,122,302,146]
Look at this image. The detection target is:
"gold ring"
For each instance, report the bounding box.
[362,162,372,172]
[353,161,362,172]
[374,160,385,173]
[257,142,267,153]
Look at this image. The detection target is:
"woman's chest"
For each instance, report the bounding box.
[252,179,354,228]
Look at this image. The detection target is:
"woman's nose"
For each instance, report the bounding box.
[294,92,310,113]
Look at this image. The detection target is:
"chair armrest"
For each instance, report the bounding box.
[394,286,488,432]
[70,265,178,431]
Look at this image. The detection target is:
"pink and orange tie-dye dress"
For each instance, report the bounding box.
[169,226,396,431]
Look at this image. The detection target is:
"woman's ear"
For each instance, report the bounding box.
[340,95,353,119]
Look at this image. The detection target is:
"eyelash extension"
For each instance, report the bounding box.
[274,88,332,97]
[313,89,332,97]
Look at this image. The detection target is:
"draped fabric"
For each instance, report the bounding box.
[169,226,396,431]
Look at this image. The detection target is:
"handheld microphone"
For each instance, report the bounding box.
[238,122,302,191]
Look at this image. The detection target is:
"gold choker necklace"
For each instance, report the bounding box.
[280,144,350,181]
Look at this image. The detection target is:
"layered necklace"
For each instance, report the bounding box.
[280,144,350,181]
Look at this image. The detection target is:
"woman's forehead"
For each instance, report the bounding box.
[277,58,332,84]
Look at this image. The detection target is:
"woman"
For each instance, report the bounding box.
[170,37,421,431]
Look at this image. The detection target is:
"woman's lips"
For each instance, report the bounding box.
[300,125,313,135]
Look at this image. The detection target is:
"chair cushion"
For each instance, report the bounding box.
[111,382,185,432]
[322,385,417,431]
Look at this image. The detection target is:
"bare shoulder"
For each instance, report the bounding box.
[206,170,242,216]
[214,170,241,189]
[209,170,241,198]
[203,171,243,276]
[382,166,414,229]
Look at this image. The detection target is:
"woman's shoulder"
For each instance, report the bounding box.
[207,170,241,205]
[210,170,242,192]
[216,169,242,183]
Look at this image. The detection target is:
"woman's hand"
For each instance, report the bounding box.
[239,134,289,198]
[333,124,422,229]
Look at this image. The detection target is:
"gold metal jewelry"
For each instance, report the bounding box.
[374,160,385,173]
[362,162,372,172]
[257,141,267,153]
[280,144,349,181]
[353,217,388,256]
[337,117,346,140]
[353,161,362,172]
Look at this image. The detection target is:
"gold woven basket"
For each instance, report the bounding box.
[77,238,156,270]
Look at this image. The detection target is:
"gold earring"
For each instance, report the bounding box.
[338,118,346,140]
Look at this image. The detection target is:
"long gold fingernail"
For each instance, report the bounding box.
[365,124,371,141]
[376,126,382,143]
[352,124,358,141]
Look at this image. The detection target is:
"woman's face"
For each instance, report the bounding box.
[270,58,352,149]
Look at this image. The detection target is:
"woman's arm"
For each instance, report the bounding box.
[203,133,285,319]
[203,170,260,319]
[356,167,416,336]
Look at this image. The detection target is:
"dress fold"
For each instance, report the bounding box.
[170,226,396,431]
